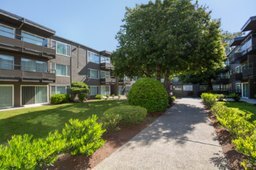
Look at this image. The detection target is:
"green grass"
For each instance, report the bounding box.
[222,101,256,121]
[0,100,127,144]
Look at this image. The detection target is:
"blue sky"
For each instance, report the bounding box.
[1,0,256,51]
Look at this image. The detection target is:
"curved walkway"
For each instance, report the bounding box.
[94,98,226,170]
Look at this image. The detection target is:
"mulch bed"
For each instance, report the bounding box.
[208,112,247,170]
[47,114,161,170]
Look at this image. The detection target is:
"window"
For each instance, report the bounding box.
[235,66,241,73]
[0,24,14,38]
[101,56,110,63]
[100,85,110,95]
[183,85,193,91]
[51,86,67,95]
[88,51,100,64]
[90,86,98,96]
[213,85,220,91]
[21,31,47,46]
[0,55,14,70]
[235,83,241,93]
[56,41,71,56]
[89,69,99,79]
[21,58,47,72]
[22,86,47,105]
[100,70,110,79]
[55,64,70,76]
[0,85,13,108]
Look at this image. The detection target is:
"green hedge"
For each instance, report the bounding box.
[127,78,168,113]
[101,105,147,131]
[0,115,105,170]
[211,103,256,168]
[50,94,69,104]
[201,93,218,108]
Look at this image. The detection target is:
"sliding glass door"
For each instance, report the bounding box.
[0,85,13,108]
[22,86,48,105]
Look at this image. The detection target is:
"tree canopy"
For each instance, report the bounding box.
[112,0,226,91]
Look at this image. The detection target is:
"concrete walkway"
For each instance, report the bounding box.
[94,98,226,170]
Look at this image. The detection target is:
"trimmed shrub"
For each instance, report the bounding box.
[127,78,168,112]
[101,112,122,131]
[78,93,86,102]
[201,93,218,108]
[95,94,104,100]
[62,115,105,156]
[50,94,69,104]
[103,105,147,126]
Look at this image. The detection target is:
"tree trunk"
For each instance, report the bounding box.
[156,64,161,81]
[164,68,171,95]
[207,78,213,91]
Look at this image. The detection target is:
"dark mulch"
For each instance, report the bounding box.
[47,114,161,170]
[208,112,246,170]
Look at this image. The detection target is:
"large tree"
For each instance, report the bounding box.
[112,0,226,92]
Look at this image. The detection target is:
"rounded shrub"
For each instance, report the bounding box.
[127,78,168,112]
[50,94,69,104]
[103,105,147,126]
[95,94,104,100]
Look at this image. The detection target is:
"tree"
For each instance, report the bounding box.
[70,82,89,102]
[112,0,226,92]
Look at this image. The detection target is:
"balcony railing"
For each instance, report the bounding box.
[100,77,116,84]
[0,63,55,82]
[0,29,55,58]
[100,62,114,70]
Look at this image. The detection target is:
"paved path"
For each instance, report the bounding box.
[94,98,226,170]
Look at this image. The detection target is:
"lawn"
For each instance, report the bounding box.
[0,100,127,144]
[222,101,256,121]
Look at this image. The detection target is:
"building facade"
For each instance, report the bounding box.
[0,9,127,109]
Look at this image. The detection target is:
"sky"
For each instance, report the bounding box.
[1,0,256,51]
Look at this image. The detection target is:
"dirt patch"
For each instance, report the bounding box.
[208,112,246,170]
[48,115,160,170]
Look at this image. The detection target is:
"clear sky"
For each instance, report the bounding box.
[1,0,256,51]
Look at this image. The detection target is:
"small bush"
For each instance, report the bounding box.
[51,94,69,104]
[216,94,225,101]
[101,112,122,131]
[78,93,86,102]
[62,115,105,156]
[228,93,241,102]
[201,93,218,108]
[128,78,168,113]
[95,94,104,100]
[103,105,147,125]
[168,95,176,105]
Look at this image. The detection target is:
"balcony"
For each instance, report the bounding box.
[0,31,55,59]
[215,75,230,84]
[0,64,55,83]
[118,78,131,84]
[100,77,116,84]
[232,73,243,81]
[100,62,114,70]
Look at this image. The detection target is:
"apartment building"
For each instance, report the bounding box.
[0,9,127,109]
[214,16,256,99]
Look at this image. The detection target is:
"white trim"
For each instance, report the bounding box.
[20,85,49,106]
[55,41,71,57]
[0,84,14,108]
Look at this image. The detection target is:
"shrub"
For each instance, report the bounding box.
[50,94,69,104]
[168,95,176,105]
[78,93,86,102]
[216,94,225,101]
[227,93,241,102]
[70,82,89,101]
[95,94,104,100]
[101,112,122,131]
[62,115,105,156]
[201,93,218,108]
[127,78,168,112]
[103,105,147,126]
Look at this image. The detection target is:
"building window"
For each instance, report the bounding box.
[88,69,99,79]
[0,55,14,70]
[51,86,68,95]
[235,83,241,93]
[54,64,70,76]
[90,86,98,96]
[213,85,220,91]
[0,24,15,38]
[183,85,193,91]
[21,58,47,72]
[100,85,110,95]
[100,70,110,79]
[101,56,110,63]
[0,85,13,108]
[88,51,100,64]
[56,41,71,56]
[21,31,47,46]
[22,86,48,105]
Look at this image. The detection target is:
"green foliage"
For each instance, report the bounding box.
[95,94,104,100]
[62,115,105,156]
[128,78,168,113]
[78,93,86,102]
[211,103,256,168]
[227,93,241,102]
[201,93,218,108]
[70,82,89,94]
[50,94,69,104]
[101,112,122,131]
[168,95,176,105]
[103,105,147,126]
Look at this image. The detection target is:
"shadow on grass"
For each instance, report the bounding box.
[0,100,127,144]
